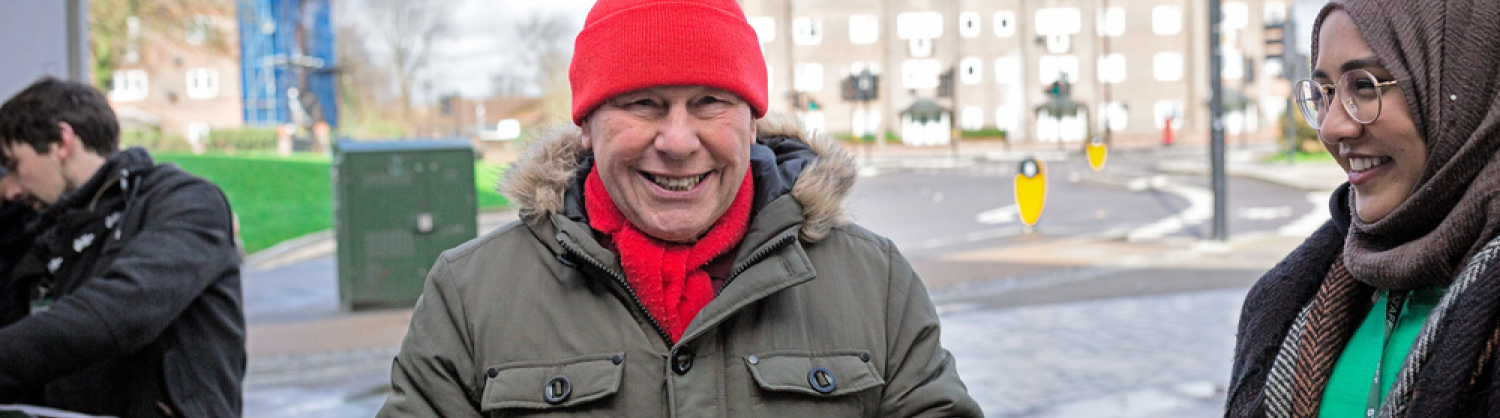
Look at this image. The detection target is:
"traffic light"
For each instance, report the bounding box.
[841,76,857,101]
[856,71,878,101]
[1264,21,1286,59]
[937,69,954,98]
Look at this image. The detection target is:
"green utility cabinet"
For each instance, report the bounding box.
[332,139,477,310]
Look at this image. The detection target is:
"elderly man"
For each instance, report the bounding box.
[377,0,981,416]
[0,78,244,417]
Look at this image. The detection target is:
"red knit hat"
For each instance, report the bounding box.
[569,0,769,126]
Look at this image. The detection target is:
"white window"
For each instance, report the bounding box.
[109,70,148,101]
[1098,54,1126,84]
[1039,55,1079,84]
[959,57,982,84]
[1104,102,1128,132]
[961,107,984,131]
[125,16,141,64]
[1222,48,1245,80]
[1153,5,1182,35]
[186,122,211,145]
[908,38,933,57]
[800,111,826,134]
[995,105,1017,133]
[994,11,1016,37]
[793,17,822,45]
[994,57,1019,84]
[1153,51,1184,81]
[1264,57,1285,81]
[959,12,981,38]
[851,108,881,137]
[1265,2,1288,26]
[849,15,879,44]
[1223,2,1250,30]
[1155,100,1184,129]
[749,16,776,43]
[186,15,212,45]
[795,63,824,92]
[1098,8,1125,37]
[902,59,942,89]
[186,68,220,99]
[897,12,943,39]
[1034,8,1081,35]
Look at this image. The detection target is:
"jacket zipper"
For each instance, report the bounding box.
[725,230,799,286]
[557,237,676,347]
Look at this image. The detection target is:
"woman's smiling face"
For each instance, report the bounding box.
[1313,10,1427,223]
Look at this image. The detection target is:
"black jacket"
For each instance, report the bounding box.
[0,148,246,417]
[0,201,36,319]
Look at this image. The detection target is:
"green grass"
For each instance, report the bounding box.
[1262,150,1337,164]
[154,152,509,254]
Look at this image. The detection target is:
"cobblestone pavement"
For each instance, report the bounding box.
[943,288,1243,418]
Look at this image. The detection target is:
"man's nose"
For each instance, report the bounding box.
[655,106,702,158]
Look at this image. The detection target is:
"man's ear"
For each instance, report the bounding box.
[579,119,594,150]
[55,122,76,160]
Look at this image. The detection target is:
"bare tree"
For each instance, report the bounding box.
[489,12,575,123]
[362,0,450,121]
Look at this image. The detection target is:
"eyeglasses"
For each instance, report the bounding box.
[1294,69,1398,129]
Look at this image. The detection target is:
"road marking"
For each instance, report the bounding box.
[1236,206,1292,220]
[1278,191,1331,236]
[977,205,1018,224]
[1126,182,1213,241]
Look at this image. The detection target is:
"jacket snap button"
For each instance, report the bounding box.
[859,352,871,363]
[747,355,759,365]
[544,375,572,404]
[671,346,695,375]
[487,367,499,378]
[612,354,624,365]
[808,367,837,394]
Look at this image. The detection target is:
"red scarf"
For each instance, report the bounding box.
[584,167,753,343]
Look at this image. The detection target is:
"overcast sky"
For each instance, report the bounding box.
[423,0,592,99]
[393,0,1328,100]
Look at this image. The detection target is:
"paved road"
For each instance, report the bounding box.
[239,145,1340,418]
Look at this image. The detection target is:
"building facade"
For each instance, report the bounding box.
[741,0,1293,147]
[106,12,245,148]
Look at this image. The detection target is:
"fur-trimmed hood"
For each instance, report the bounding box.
[500,113,856,243]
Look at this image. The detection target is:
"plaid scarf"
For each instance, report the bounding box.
[584,166,753,343]
[1263,238,1500,417]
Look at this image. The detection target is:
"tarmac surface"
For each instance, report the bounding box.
[238,139,1348,417]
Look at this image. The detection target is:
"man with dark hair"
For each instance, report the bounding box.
[0,77,246,417]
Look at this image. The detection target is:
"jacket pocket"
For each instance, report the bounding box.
[480,353,625,413]
[745,350,886,397]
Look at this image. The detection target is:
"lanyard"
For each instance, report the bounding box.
[1366,289,1408,418]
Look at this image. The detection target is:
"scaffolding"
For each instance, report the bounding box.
[236,0,338,129]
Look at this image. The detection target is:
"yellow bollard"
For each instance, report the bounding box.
[1086,136,1108,171]
[1014,158,1047,231]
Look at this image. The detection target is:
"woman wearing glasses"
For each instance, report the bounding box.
[1226,0,1500,417]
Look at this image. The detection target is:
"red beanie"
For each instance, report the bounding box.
[569,0,769,126]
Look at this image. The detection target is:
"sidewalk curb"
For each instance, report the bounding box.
[243,209,521,272]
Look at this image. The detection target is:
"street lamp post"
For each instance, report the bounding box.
[1208,0,1229,241]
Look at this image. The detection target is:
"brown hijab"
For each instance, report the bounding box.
[1312,0,1500,289]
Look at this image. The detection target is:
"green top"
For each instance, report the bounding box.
[1319,287,1447,417]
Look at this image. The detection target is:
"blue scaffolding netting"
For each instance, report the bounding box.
[237,0,338,129]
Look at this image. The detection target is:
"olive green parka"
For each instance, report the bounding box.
[378,115,982,417]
